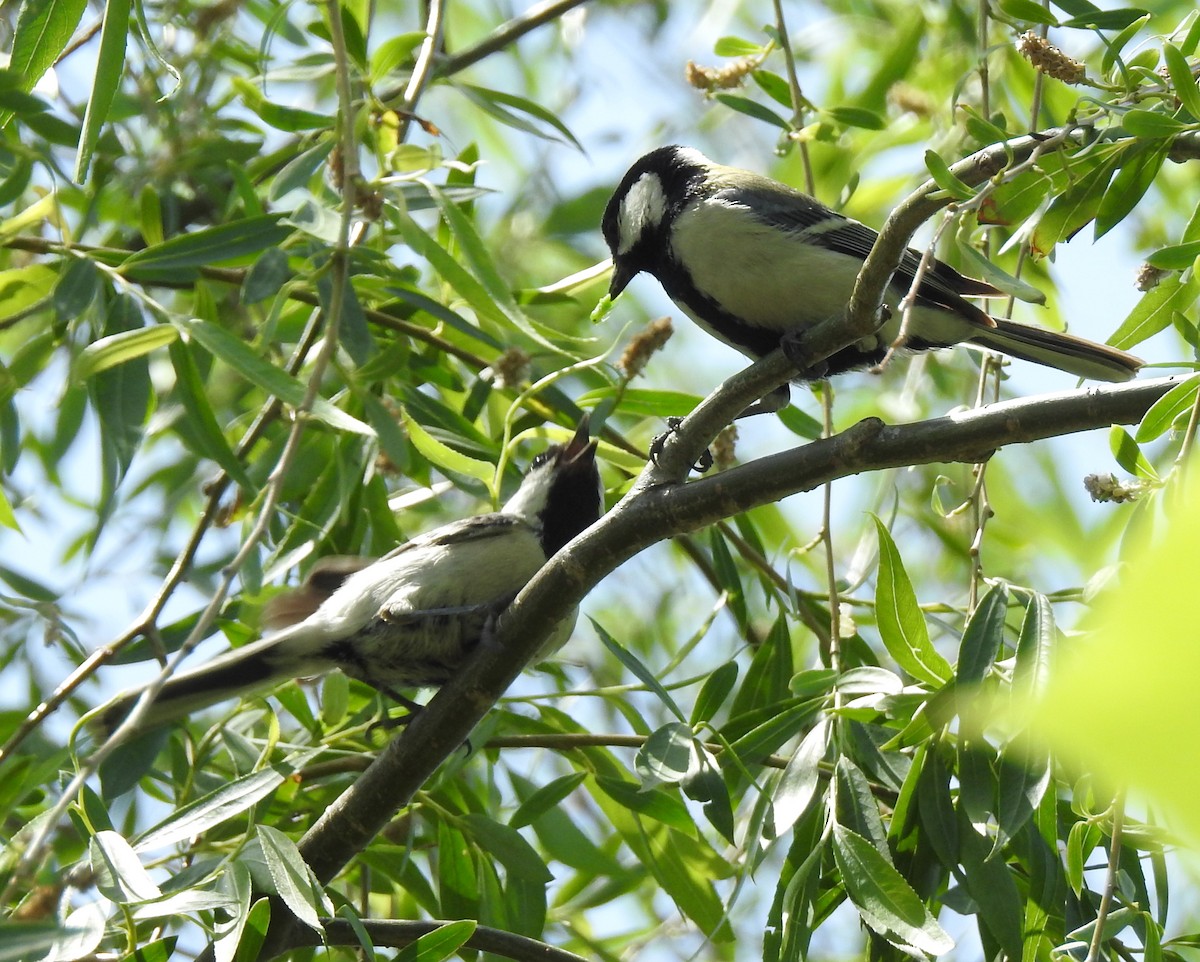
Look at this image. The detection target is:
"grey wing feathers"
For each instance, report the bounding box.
[373,513,524,562]
[733,185,1001,325]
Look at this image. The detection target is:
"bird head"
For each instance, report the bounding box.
[503,417,602,556]
[602,145,710,298]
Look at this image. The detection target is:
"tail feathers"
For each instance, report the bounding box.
[93,627,327,737]
[969,318,1142,383]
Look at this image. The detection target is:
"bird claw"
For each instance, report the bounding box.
[779,330,829,380]
[649,417,713,473]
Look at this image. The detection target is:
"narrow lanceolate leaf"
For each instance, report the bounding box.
[957,583,1008,687]
[1163,42,1200,125]
[592,617,689,722]
[134,766,294,850]
[771,717,830,838]
[1013,592,1056,698]
[256,825,326,932]
[832,824,954,955]
[924,150,975,200]
[1136,374,1200,443]
[395,920,477,961]
[176,318,373,436]
[167,337,253,488]
[74,0,131,181]
[872,517,952,685]
[121,216,292,275]
[76,325,178,380]
[2,0,88,130]
[1109,271,1200,350]
[399,411,493,484]
[90,830,162,903]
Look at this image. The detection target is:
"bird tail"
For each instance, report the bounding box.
[92,625,324,737]
[968,318,1142,383]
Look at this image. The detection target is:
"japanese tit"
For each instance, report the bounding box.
[96,420,602,735]
[602,145,1141,407]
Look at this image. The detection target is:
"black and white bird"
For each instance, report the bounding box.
[97,420,602,734]
[602,145,1141,409]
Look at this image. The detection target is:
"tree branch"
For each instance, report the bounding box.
[257,367,1182,956]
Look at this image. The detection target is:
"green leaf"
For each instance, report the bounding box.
[52,255,100,321]
[232,76,332,131]
[76,324,178,380]
[1164,41,1200,123]
[509,771,586,829]
[177,317,373,436]
[400,410,493,483]
[1101,15,1152,75]
[977,170,1052,227]
[713,93,791,130]
[2,0,87,130]
[1146,239,1200,270]
[393,920,477,962]
[592,617,689,722]
[74,0,130,181]
[957,583,1008,687]
[826,106,886,130]
[1060,8,1153,30]
[637,722,701,786]
[256,825,326,931]
[955,244,1046,303]
[454,83,582,149]
[90,830,162,903]
[592,777,698,837]
[461,813,553,883]
[832,824,954,955]
[872,517,953,685]
[242,247,292,304]
[1121,108,1192,138]
[771,717,830,837]
[122,215,293,274]
[166,337,253,487]
[957,811,1025,958]
[1000,0,1060,25]
[713,36,763,56]
[1031,154,1119,255]
[134,764,298,850]
[752,69,793,109]
[1095,141,1168,239]
[227,897,271,962]
[0,923,87,962]
[690,661,738,726]
[1110,271,1200,350]
[268,140,335,201]
[1013,592,1056,698]
[1136,373,1200,442]
[1109,425,1158,479]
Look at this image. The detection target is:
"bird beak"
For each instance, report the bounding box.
[609,260,636,299]
[563,414,597,463]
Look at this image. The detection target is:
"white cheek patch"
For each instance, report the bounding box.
[617,173,667,255]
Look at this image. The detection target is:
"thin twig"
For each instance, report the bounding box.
[396,0,446,142]
[1085,790,1126,962]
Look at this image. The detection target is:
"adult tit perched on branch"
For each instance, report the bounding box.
[96,420,602,735]
[602,145,1141,411]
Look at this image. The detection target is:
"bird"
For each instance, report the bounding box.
[95,419,603,735]
[602,145,1141,413]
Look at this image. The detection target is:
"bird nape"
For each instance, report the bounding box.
[602,145,1141,414]
[94,419,603,736]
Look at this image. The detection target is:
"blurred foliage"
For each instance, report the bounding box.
[0,0,1198,961]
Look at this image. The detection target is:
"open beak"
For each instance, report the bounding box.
[563,414,597,463]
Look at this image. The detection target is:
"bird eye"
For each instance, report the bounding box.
[530,451,553,468]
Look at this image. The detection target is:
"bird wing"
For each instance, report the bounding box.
[722,184,1001,324]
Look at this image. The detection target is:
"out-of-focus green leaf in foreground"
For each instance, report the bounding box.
[978,477,1200,843]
